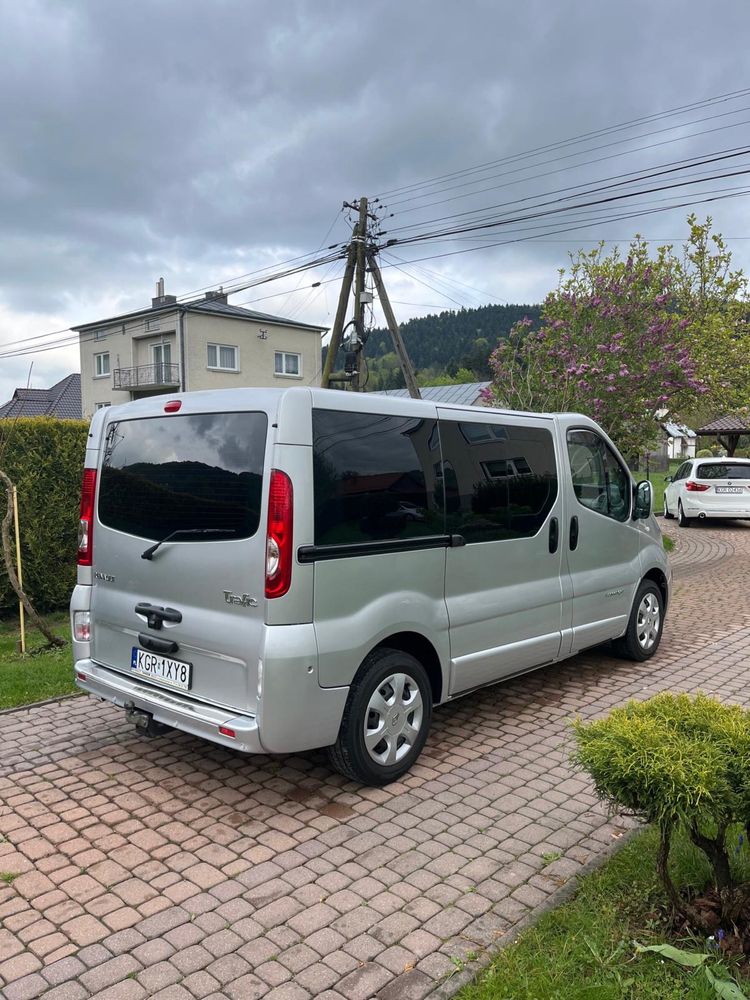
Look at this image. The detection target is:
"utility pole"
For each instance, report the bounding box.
[367,253,421,399]
[321,197,421,399]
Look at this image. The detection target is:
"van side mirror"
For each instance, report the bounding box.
[664,475,673,484]
[633,480,652,520]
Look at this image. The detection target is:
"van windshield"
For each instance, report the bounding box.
[98,411,267,542]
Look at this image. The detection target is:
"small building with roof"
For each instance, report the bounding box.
[661,421,697,460]
[695,415,750,457]
[0,373,82,420]
[72,279,327,418]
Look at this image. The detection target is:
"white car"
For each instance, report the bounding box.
[664,457,750,526]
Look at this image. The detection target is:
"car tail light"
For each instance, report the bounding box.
[218,726,236,739]
[265,470,293,598]
[73,611,91,642]
[685,481,710,492]
[77,469,97,565]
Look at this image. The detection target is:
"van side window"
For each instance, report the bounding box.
[438,420,558,543]
[312,409,442,546]
[567,429,630,522]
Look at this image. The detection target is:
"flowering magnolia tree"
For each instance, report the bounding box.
[482,237,707,458]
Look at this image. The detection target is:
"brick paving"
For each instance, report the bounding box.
[1,519,749,999]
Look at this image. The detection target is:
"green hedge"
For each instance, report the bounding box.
[0,418,88,613]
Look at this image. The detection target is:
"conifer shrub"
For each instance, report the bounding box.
[0,418,88,612]
[573,693,750,929]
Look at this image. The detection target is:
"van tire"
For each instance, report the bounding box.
[328,647,432,786]
[611,581,664,662]
[663,496,674,519]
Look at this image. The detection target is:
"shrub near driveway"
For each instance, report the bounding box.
[0,614,76,709]
[0,416,88,613]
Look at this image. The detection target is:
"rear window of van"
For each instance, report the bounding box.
[98,412,267,541]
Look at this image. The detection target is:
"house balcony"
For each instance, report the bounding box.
[112,364,180,390]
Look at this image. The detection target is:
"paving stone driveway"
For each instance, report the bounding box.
[1,520,749,1000]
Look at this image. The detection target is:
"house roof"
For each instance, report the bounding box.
[375,382,490,405]
[662,421,696,439]
[695,415,750,434]
[72,297,327,334]
[0,374,82,419]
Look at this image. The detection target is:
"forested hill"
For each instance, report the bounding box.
[324,303,542,391]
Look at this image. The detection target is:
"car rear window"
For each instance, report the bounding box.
[98,411,267,541]
[696,463,750,480]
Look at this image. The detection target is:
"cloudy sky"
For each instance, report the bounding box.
[2,0,750,404]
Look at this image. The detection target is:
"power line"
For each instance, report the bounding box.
[383,165,750,250]
[375,86,750,200]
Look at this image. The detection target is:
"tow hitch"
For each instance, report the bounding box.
[124,702,171,737]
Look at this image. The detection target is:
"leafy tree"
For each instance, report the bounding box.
[674,215,750,421]
[483,218,750,457]
[483,239,704,458]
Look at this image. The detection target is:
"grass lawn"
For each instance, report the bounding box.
[458,825,750,1000]
[0,612,78,710]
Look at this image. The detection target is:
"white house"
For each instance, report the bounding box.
[73,280,327,418]
[662,421,697,460]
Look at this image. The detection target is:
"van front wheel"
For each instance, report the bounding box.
[328,648,432,786]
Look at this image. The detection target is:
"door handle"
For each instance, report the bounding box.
[135,603,182,630]
[569,516,579,551]
[548,517,559,554]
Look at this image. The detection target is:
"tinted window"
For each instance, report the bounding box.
[99,412,266,540]
[567,429,630,522]
[696,463,750,480]
[439,420,558,543]
[312,409,442,545]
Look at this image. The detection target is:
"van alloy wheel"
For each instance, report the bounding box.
[612,580,664,662]
[677,501,691,527]
[328,647,432,786]
[635,591,661,652]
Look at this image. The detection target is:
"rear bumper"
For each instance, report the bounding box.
[74,659,264,753]
[682,500,750,519]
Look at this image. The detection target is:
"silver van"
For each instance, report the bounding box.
[70,387,670,785]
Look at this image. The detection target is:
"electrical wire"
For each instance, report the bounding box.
[375,86,750,200]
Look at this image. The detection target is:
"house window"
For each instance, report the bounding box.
[93,328,107,341]
[146,318,161,332]
[274,351,301,377]
[207,343,239,371]
[94,352,110,377]
[95,402,110,410]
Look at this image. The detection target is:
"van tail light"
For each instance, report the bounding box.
[685,480,710,492]
[77,469,97,566]
[73,611,91,642]
[265,470,293,598]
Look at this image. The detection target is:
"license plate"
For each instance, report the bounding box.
[715,487,743,494]
[131,647,192,690]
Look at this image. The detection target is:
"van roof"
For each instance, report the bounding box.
[99,384,596,427]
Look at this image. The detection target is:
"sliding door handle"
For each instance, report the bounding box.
[569,515,579,551]
[548,516,559,554]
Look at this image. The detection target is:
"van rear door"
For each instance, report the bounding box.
[90,406,268,714]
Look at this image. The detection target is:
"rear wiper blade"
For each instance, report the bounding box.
[141,528,235,560]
